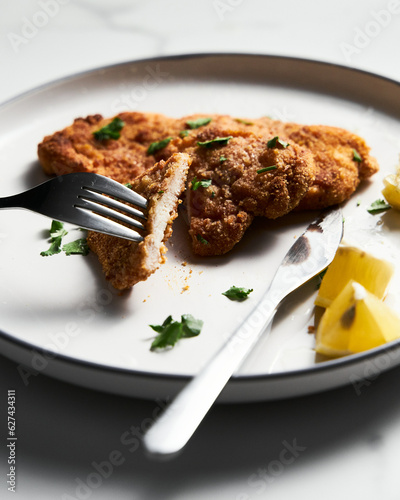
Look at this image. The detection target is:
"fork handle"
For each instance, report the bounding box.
[0,192,33,210]
[143,296,278,458]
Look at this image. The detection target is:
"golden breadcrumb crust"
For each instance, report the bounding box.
[256,117,379,209]
[38,111,379,265]
[156,121,315,255]
[38,112,182,182]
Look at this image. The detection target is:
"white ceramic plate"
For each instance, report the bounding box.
[1,54,400,402]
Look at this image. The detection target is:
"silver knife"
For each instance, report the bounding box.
[143,208,344,458]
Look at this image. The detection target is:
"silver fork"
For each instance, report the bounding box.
[0,172,147,241]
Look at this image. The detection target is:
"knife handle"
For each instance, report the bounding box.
[143,208,343,458]
[143,299,277,458]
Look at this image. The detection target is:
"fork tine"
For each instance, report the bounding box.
[82,173,147,209]
[76,211,144,242]
[79,190,146,220]
[75,199,146,231]
[0,172,148,242]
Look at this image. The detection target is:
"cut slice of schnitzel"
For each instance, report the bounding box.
[156,121,315,255]
[87,153,191,290]
[256,117,379,209]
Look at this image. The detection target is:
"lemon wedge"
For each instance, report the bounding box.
[315,245,394,308]
[315,280,400,357]
[382,173,400,210]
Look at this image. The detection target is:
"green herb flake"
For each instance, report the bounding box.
[353,149,362,162]
[40,238,63,257]
[181,314,203,337]
[40,220,89,257]
[186,117,212,129]
[257,165,277,174]
[124,182,133,189]
[235,118,254,125]
[197,136,233,148]
[40,220,68,257]
[222,286,253,301]
[93,117,125,141]
[179,130,189,138]
[147,137,172,155]
[49,220,68,240]
[367,199,391,214]
[196,234,209,245]
[220,156,228,162]
[191,176,212,190]
[150,314,203,351]
[267,136,289,149]
[62,238,89,256]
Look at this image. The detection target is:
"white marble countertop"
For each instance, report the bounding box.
[2,1,400,499]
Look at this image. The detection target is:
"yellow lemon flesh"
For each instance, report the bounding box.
[315,280,400,357]
[315,245,394,308]
[382,173,400,210]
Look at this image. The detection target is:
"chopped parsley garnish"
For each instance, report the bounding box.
[222,286,253,301]
[196,234,209,245]
[220,156,228,162]
[197,136,233,148]
[40,239,63,257]
[40,220,89,257]
[124,182,133,189]
[257,165,277,174]
[147,137,172,155]
[367,199,391,214]
[179,130,189,138]
[62,238,89,256]
[267,136,289,149]
[150,314,203,351]
[186,117,212,129]
[352,149,362,162]
[235,118,254,125]
[191,177,212,190]
[49,220,68,240]
[40,220,68,256]
[93,117,125,141]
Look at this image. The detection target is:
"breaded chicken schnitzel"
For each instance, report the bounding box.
[87,153,191,290]
[256,117,379,209]
[156,121,314,255]
[38,112,316,256]
[39,112,378,213]
[38,111,379,285]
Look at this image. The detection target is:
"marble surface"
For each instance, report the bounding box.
[2,1,400,498]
